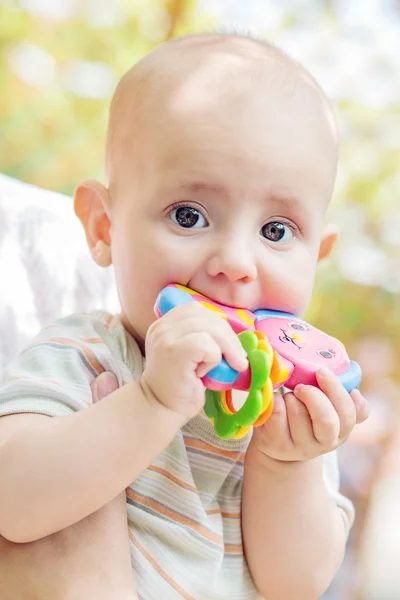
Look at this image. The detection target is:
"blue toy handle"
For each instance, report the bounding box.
[205,360,239,387]
[336,360,362,393]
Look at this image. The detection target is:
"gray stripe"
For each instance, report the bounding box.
[19,341,103,378]
[126,496,223,549]
[186,445,244,467]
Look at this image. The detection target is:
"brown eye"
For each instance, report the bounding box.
[261,222,293,243]
[170,206,207,229]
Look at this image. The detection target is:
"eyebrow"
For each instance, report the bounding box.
[268,194,312,220]
[178,181,228,196]
[270,194,301,209]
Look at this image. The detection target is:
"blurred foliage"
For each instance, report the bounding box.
[0,3,399,599]
[0,0,212,192]
[0,0,399,397]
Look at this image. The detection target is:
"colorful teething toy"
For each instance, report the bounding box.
[154,284,362,440]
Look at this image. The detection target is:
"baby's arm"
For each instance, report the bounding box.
[0,380,184,542]
[242,450,346,600]
[0,372,138,600]
[241,371,369,600]
[0,302,247,544]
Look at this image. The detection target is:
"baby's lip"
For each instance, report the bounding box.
[184,283,263,312]
[209,295,246,309]
[202,293,285,315]
[194,288,252,311]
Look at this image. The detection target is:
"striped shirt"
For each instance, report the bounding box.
[0,312,354,599]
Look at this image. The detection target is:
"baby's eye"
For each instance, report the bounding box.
[261,221,294,243]
[169,205,208,229]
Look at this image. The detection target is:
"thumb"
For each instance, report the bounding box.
[90,371,119,403]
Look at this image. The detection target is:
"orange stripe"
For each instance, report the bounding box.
[148,465,197,492]
[225,543,243,554]
[204,509,241,520]
[128,529,196,600]
[104,314,114,329]
[221,511,241,519]
[126,489,222,546]
[184,437,245,462]
[77,337,103,344]
[205,508,221,515]
[205,509,241,519]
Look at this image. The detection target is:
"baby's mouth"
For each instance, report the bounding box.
[186,285,251,311]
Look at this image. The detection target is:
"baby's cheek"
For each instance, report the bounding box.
[271,271,314,315]
[289,264,316,312]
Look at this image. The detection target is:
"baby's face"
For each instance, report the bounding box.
[105,56,338,347]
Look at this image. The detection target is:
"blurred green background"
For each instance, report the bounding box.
[0,1,399,599]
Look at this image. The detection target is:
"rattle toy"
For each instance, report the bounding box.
[154,284,362,440]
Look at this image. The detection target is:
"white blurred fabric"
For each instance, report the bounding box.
[0,173,119,376]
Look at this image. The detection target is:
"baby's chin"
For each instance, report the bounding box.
[120,312,146,353]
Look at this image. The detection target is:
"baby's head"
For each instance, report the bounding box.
[75,33,339,348]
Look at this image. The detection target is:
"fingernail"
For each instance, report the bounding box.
[318,367,332,377]
[97,372,118,398]
[356,392,366,405]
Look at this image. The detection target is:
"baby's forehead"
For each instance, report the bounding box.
[106,35,337,184]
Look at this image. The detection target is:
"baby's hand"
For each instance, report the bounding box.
[251,368,370,462]
[141,303,248,420]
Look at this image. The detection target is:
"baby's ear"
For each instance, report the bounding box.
[74,179,112,267]
[318,223,339,262]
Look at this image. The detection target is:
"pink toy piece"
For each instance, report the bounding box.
[254,310,361,392]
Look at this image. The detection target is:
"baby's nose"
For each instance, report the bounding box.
[206,240,257,283]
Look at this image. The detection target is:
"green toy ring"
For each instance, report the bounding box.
[204,330,271,439]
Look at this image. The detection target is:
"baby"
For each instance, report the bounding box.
[0,33,369,600]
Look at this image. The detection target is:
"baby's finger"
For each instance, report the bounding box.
[172,332,223,379]
[350,389,370,424]
[255,391,292,447]
[197,314,248,372]
[284,392,315,447]
[187,315,248,372]
[167,304,248,372]
[294,385,340,446]
[315,368,357,438]
[90,371,119,403]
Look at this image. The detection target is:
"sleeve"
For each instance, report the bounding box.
[0,312,130,418]
[322,450,355,535]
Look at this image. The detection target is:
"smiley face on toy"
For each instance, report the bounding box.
[254,310,362,392]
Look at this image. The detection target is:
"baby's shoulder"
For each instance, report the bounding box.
[40,310,118,342]
[32,311,143,382]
